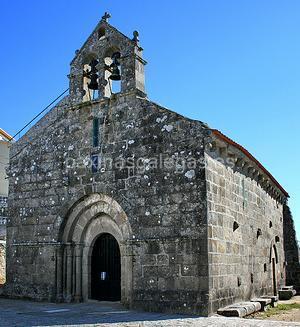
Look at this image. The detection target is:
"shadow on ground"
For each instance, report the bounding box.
[1,297,300,327]
[0,298,198,327]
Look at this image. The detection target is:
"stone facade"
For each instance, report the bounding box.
[5,91,209,314]
[3,14,293,315]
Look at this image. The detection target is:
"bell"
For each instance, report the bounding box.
[109,52,121,81]
[88,59,99,90]
[109,63,121,81]
[88,73,99,90]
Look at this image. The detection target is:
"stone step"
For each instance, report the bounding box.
[217,301,261,318]
[281,285,294,291]
[251,298,272,311]
[261,295,278,307]
[278,289,297,300]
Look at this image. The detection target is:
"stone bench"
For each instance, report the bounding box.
[217,301,261,317]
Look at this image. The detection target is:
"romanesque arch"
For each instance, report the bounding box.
[55,193,133,305]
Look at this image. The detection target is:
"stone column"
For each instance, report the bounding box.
[74,244,83,302]
[55,246,64,302]
[82,245,90,301]
[65,243,73,302]
[121,242,133,307]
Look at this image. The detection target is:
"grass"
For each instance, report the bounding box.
[245,303,300,319]
[260,303,300,318]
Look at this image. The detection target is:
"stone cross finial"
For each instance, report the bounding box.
[132,30,139,43]
[102,12,111,22]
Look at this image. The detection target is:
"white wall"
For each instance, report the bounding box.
[0,141,9,196]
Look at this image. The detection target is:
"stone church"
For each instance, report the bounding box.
[4,13,299,315]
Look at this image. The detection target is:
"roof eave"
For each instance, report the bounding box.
[211,129,289,198]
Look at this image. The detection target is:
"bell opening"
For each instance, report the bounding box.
[109,52,121,81]
[87,59,99,90]
[98,27,106,39]
[103,49,122,97]
[82,57,100,102]
[109,67,121,93]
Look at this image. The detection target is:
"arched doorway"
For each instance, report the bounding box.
[56,193,133,305]
[91,233,121,301]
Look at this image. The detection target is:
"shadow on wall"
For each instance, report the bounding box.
[283,205,300,293]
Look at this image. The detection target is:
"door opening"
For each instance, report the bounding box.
[91,233,121,301]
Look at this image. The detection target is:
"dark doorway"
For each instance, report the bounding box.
[91,233,121,301]
[272,258,277,295]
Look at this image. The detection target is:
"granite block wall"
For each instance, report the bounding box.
[205,153,285,313]
[5,92,209,314]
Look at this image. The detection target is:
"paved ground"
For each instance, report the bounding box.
[1,298,300,327]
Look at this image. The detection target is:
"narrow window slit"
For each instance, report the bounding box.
[93,118,99,147]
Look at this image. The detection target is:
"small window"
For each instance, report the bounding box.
[257,228,262,239]
[250,273,254,283]
[91,155,99,173]
[264,263,267,272]
[269,221,273,228]
[98,27,105,39]
[233,221,239,232]
[92,118,99,147]
[275,236,280,243]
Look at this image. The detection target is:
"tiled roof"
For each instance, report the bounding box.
[211,129,289,198]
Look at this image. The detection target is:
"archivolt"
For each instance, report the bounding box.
[55,193,132,304]
[59,193,131,243]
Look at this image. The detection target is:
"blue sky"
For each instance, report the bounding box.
[0,1,299,239]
